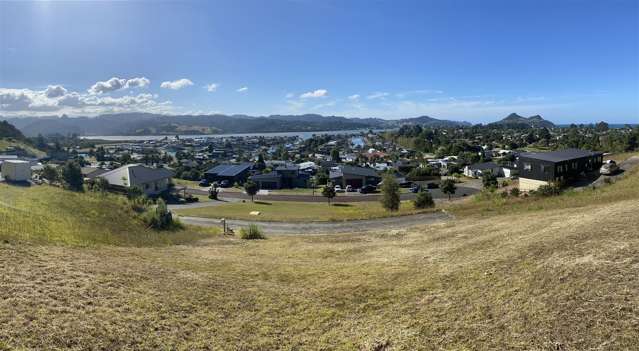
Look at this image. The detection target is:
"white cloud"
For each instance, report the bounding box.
[347,94,360,101]
[0,86,171,117]
[367,92,390,100]
[44,85,68,98]
[88,77,150,94]
[300,89,328,99]
[236,86,248,93]
[205,83,219,92]
[160,78,194,90]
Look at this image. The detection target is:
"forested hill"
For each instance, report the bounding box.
[2,113,470,137]
[0,120,25,139]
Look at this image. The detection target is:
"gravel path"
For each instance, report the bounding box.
[177,211,452,235]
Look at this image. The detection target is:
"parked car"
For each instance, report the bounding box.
[219,180,231,188]
[198,179,210,187]
[600,160,619,175]
[426,182,439,189]
[409,184,421,193]
[345,185,355,192]
[399,181,413,188]
[359,185,376,194]
[334,185,344,192]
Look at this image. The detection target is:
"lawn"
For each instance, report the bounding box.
[0,138,46,158]
[0,183,218,246]
[173,199,432,222]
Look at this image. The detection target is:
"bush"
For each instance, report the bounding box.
[41,165,59,182]
[413,190,434,209]
[60,161,83,191]
[239,224,265,240]
[380,174,400,211]
[481,171,498,189]
[145,199,174,230]
[536,183,562,197]
[87,177,110,193]
[510,187,520,197]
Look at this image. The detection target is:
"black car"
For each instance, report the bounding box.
[359,185,377,194]
[219,180,231,188]
[409,184,421,193]
[426,182,439,189]
[198,179,210,187]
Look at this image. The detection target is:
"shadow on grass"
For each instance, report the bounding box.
[331,203,353,207]
[254,201,273,205]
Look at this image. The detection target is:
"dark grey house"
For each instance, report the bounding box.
[329,165,381,188]
[517,148,603,191]
[249,163,310,189]
[204,162,253,184]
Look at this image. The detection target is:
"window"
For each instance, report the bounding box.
[523,163,531,171]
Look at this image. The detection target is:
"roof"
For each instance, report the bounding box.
[330,165,379,178]
[468,162,499,170]
[205,163,252,177]
[98,164,173,187]
[275,163,299,171]
[519,148,603,163]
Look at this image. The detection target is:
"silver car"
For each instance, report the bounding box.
[600,160,619,175]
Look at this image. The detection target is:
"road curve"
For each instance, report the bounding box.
[178,211,452,235]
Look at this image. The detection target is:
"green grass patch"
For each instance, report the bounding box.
[0,183,218,246]
[174,199,433,222]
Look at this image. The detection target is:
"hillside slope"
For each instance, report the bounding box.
[0,168,637,349]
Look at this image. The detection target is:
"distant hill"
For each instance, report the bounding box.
[2,113,470,137]
[491,113,555,128]
[0,120,25,139]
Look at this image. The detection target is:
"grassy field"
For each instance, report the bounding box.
[0,160,638,349]
[0,138,46,158]
[174,200,432,222]
[0,183,218,246]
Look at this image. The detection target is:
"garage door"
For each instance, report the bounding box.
[346,178,363,188]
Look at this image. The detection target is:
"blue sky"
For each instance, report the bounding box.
[1,0,638,124]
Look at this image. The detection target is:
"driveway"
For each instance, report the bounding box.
[575,155,639,190]
[177,210,452,235]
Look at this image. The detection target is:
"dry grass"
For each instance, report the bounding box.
[0,165,638,349]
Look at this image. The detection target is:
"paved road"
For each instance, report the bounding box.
[573,155,639,190]
[178,210,452,235]
[186,185,480,203]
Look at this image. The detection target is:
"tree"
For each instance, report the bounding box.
[87,177,110,193]
[244,181,259,202]
[331,148,341,163]
[413,190,434,209]
[481,170,498,189]
[441,178,457,200]
[60,161,83,191]
[41,165,59,182]
[321,182,336,206]
[255,153,266,171]
[380,174,400,211]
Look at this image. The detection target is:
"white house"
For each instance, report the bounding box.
[463,162,503,178]
[98,164,174,196]
[1,160,31,182]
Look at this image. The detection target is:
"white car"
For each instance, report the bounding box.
[600,160,619,175]
[334,185,344,192]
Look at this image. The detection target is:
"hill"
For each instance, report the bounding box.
[0,120,25,139]
[0,184,216,246]
[0,156,637,349]
[0,120,46,158]
[491,113,555,128]
[3,113,470,136]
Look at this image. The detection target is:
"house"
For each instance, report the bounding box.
[98,164,174,196]
[517,148,603,191]
[204,162,253,184]
[329,165,381,188]
[463,162,502,178]
[1,160,31,182]
[249,163,310,189]
[81,167,108,180]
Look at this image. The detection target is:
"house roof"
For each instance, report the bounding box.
[468,162,499,170]
[330,165,379,179]
[275,163,299,171]
[519,148,603,163]
[250,172,282,181]
[205,162,252,177]
[98,164,173,186]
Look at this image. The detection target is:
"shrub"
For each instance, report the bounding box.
[441,178,457,200]
[244,181,259,202]
[41,165,59,183]
[413,190,434,209]
[536,183,562,197]
[510,187,520,197]
[60,161,83,191]
[380,174,400,211]
[481,171,498,189]
[87,177,110,193]
[208,187,219,200]
[145,199,174,230]
[322,182,336,205]
[239,224,265,240]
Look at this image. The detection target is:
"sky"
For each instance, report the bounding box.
[1,0,638,124]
